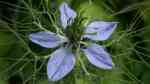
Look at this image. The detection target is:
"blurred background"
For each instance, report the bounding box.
[0,0,150,84]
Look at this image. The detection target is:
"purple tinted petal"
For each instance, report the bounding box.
[84,21,118,41]
[47,48,75,81]
[29,32,66,48]
[82,43,114,69]
[59,2,77,28]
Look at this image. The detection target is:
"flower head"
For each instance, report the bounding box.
[29,2,118,81]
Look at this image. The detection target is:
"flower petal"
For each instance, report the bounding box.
[29,32,67,48]
[47,48,75,81]
[82,43,114,69]
[59,2,77,28]
[84,21,118,41]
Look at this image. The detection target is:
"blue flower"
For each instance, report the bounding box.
[29,2,118,81]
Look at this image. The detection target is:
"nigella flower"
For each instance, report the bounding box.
[29,2,118,81]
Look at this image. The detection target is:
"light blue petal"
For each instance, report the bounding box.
[82,43,114,69]
[84,21,118,41]
[47,48,75,81]
[59,2,77,28]
[29,32,66,48]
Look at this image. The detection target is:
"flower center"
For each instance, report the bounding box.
[64,16,85,50]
